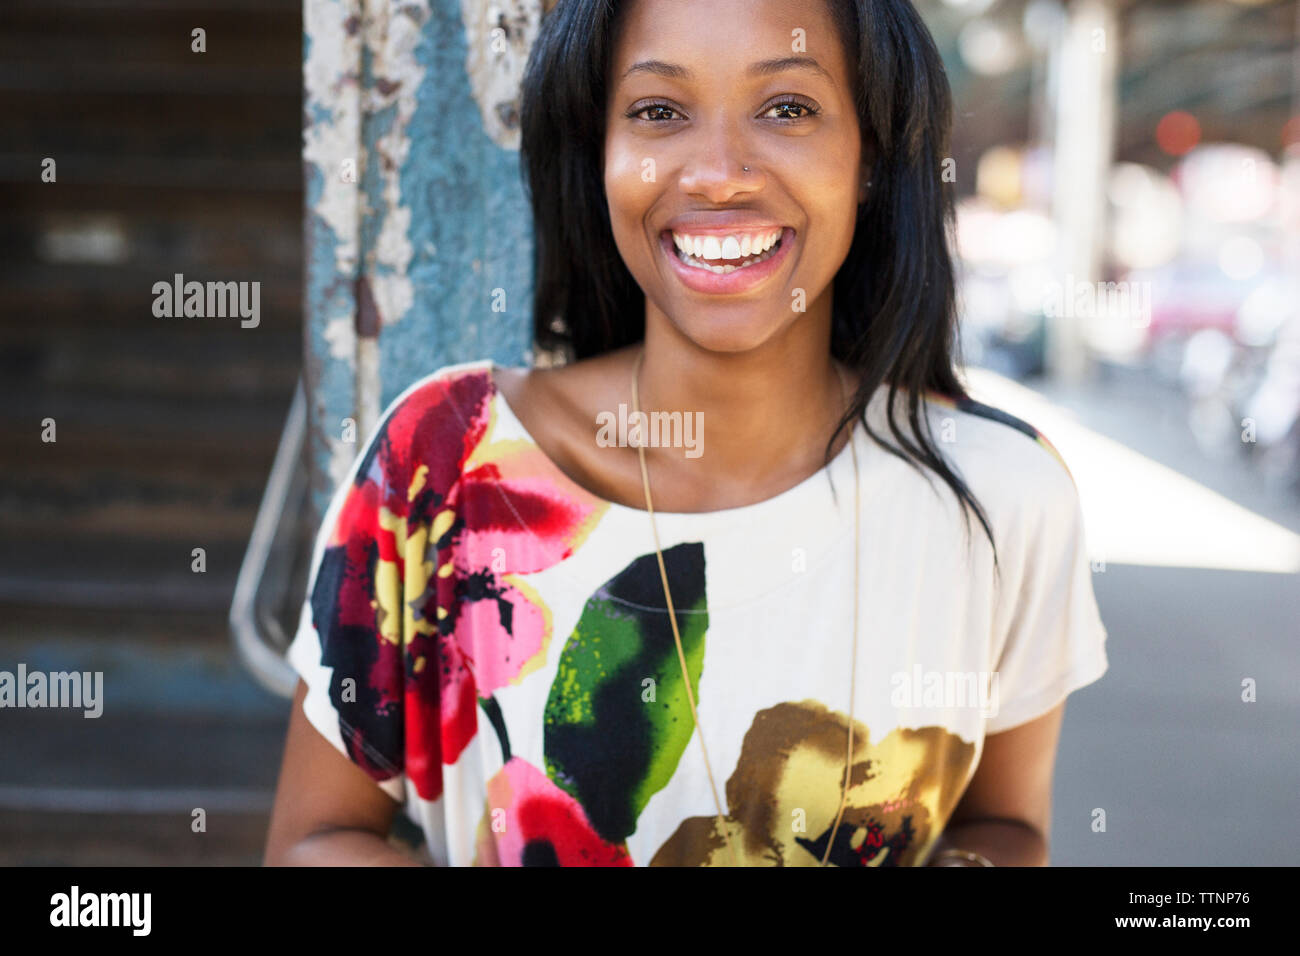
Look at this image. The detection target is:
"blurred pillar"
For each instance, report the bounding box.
[302,0,554,517]
[1046,0,1119,382]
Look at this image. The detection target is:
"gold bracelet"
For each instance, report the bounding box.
[929,848,995,867]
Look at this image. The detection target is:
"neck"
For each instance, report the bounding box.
[632,300,855,510]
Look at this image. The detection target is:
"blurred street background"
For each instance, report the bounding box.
[0,0,1297,864]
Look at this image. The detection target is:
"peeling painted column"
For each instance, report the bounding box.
[302,0,551,517]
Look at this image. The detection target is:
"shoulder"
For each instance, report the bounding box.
[353,359,502,493]
[498,347,635,417]
[376,358,499,429]
[922,389,1075,482]
[914,388,1082,534]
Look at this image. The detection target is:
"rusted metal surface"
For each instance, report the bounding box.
[302,0,545,516]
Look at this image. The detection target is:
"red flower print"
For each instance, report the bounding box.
[312,368,606,801]
[473,757,634,866]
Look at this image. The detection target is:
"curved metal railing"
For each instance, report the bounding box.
[228,377,308,698]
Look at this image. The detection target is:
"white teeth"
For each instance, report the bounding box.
[670,229,784,262]
[673,233,784,274]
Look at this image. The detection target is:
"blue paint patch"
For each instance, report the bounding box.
[381,0,534,408]
[309,101,332,127]
[303,155,359,517]
[303,0,537,518]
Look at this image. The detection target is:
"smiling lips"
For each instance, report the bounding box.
[660,225,795,294]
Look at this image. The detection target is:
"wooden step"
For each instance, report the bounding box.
[0,0,308,629]
[0,535,251,610]
[4,182,297,239]
[0,460,265,539]
[0,152,300,191]
[0,525,311,612]
[0,59,299,97]
[0,381,291,580]
[0,326,300,401]
[0,263,302,329]
[0,810,272,866]
[0,183,302,221]
[0,380,289,452]
[0,219,302,275]
[1,89,299,161]
[0,609,290,864]
[0,603,290,716]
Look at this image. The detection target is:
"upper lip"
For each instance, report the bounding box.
[662,215,790,237]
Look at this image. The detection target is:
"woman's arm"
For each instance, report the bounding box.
[264,680,423,866]
[928,700,1067,866]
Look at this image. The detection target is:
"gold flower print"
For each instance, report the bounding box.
[652,701,977,866]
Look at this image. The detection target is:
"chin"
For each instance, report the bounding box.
[666,310,790,356]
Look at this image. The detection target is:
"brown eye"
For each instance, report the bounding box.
[629,102,680,122]
[764,97,822,121]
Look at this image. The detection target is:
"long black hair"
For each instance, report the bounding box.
[518,0,999,571]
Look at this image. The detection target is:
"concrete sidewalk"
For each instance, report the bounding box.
[1003,365,1300,865]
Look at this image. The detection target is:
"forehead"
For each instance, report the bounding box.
[609,0,850,86]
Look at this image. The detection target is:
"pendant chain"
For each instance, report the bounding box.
[630,348,861,867]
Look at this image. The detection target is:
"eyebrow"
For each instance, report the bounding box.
[620,55,833,84]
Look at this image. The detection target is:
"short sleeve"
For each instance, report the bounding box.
[286,400,416,803]
[984,462,1109,734]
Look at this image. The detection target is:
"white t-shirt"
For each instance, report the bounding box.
[287,359,1108,866]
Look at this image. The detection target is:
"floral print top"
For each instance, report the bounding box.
[287,359,1109,866]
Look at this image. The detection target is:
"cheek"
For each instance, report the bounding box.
[603,142,648,223]
[804,156,862,250]
[604,146,661,278]
[817,151,861,206]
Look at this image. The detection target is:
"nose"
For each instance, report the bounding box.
[676,117,763,202]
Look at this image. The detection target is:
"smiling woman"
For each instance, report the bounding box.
[265,0,1109,868]
[600,13,868,358]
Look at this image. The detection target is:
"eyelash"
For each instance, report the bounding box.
[625,96,822,124]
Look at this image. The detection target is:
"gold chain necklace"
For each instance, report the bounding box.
[630,348,861,867]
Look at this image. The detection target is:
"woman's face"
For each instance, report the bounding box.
[604,0,868,355]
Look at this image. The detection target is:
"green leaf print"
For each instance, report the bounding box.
[543,542,708,844]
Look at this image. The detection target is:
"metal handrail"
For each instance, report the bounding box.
[228,376,308,698]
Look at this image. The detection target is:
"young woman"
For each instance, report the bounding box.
[265,0,1108,867]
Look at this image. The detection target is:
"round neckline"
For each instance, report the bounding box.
[485,361,864,528]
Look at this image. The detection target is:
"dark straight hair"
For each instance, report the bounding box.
[518,0,999,572]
